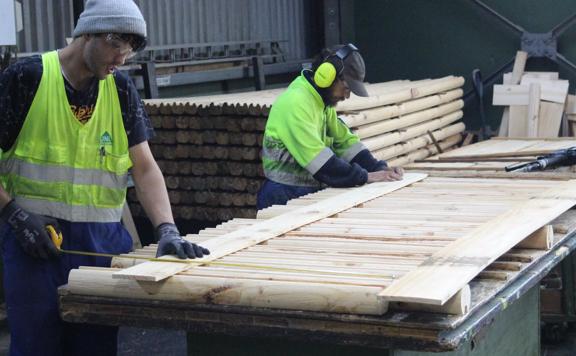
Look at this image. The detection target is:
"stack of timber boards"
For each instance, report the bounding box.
[493,50,570,138]
[404,137,576,180]
[65,174,576,317]
[127,76,465,222]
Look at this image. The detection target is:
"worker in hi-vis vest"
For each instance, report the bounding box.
[258,44,404,210]
[0,1,208,354]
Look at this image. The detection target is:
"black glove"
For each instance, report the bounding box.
[0,200,60,259]
[155,223,210,259]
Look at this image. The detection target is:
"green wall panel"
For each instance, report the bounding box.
[353,0,576,130]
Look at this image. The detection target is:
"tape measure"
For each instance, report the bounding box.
[46,224,190,263]
[46,225,63,249]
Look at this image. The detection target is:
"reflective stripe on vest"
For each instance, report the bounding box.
[0,157,128,190]
[261,137,329,187]
[0,51,131,222]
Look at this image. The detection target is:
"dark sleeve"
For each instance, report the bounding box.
[114,70,154,147]
[313,155,368,187]
[350,149,388,172]
[0,56,43,152]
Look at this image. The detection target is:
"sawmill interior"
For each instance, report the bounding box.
[2,0,576,355]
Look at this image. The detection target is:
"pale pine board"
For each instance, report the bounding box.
[493,80,569,106]
[508,105,528,136]
[537,102,564,138]
[435,138,576,159]
[113,173,427,281]
[379,179,576,305]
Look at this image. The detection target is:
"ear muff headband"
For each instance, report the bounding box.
[314,43,358,88]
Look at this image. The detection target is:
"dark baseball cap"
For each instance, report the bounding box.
[337,45,369,97]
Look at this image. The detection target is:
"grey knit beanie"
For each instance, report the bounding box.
[73,0,147,38]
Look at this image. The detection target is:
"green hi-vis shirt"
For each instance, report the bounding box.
[262,71,364,187]
[0,51,131,222]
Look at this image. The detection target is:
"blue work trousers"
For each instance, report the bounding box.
[256,179,321,210]
[0,220,133,356]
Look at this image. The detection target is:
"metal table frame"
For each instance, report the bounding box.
[59,231,576,353]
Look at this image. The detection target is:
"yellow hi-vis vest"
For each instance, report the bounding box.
[0,51,132,222]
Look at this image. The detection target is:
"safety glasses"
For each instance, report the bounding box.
[102,33,147,59]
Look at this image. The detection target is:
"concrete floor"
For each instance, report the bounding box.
[0,326,187,356]
[118,328,187,356]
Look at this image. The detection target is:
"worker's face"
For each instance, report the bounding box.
[326,78,351,107]
[83,34,135,79]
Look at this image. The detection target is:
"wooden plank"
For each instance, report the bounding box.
[405,170,576,180]
[510,51,528,85]
[113,173,427,281]
[565,94,576,114]
[493,80,569,106]
[537,101,564,138]
[526,83,541,137]
[498,108,509,137]
[493,85,529,106]
[508,106,528,136]
[379,180,576,305]
[435,138,575,159]
[391,284,470,315]
[498,73,513,137]
[522,72,559,80]
[498,53,528,137]
[520,77,569,104]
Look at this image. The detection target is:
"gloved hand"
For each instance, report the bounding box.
[155,222,210,259]
[0,200,61,259]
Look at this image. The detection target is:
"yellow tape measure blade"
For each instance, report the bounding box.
[46,225,63,250]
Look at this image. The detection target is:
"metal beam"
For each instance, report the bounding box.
[72,0,84,27]
[252,56,266,91]
[323,0,341,47]
[140,61,159,99]
[470,0,524,35]
[128,61,305,90]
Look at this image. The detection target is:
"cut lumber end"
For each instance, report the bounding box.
[390,284,471,315]
[516,224,553,250]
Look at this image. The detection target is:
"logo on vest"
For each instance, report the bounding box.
[100,132,113,146]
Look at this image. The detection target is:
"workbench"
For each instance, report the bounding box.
[59,229,576,355]
[60,138,576,356]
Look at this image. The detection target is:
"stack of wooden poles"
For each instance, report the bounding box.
[128,75,466,222]
[338,76,465,166]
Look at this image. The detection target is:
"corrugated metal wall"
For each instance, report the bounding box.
[15,0,312,60]
[16,0,74,54]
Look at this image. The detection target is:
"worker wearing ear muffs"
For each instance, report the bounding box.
[257,44,404,210]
